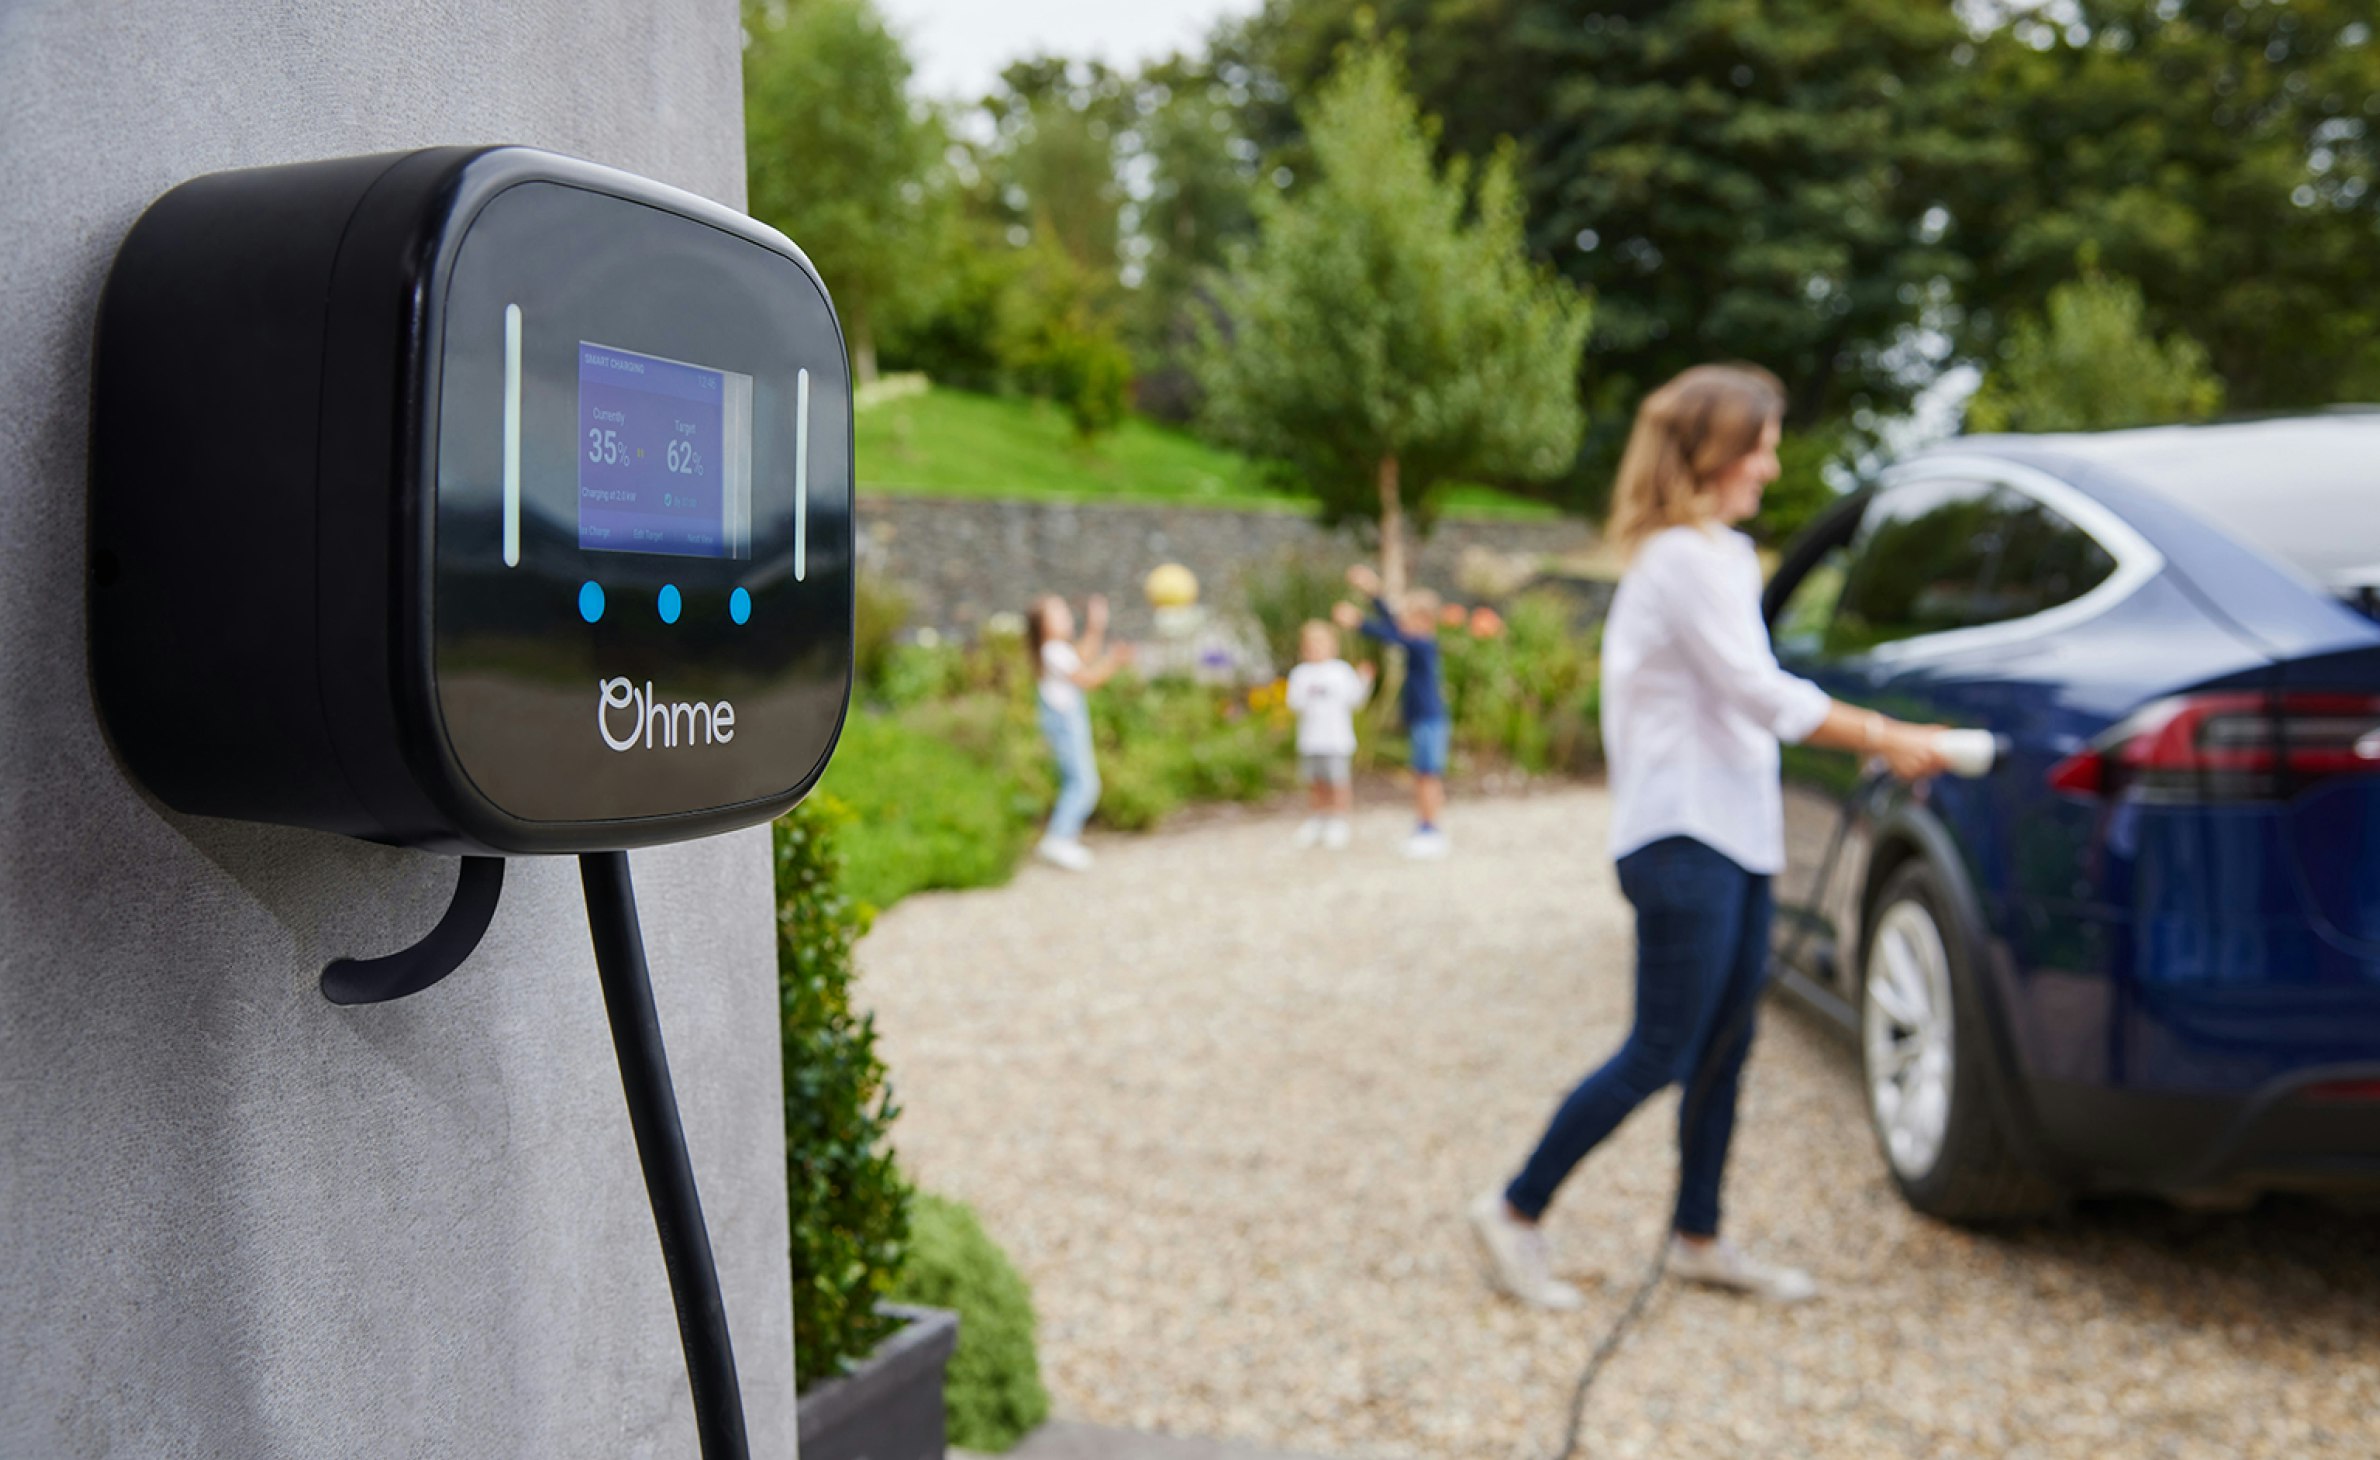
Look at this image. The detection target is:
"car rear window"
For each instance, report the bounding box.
[1827,479,2115,655]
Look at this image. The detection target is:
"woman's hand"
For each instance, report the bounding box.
[1807,702,1957,782]
[1345,563,1383,598]
[1330,600,1364,631]
[1876,721,1955,783]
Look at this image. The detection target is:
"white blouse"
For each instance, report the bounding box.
[1601,524,1832,874]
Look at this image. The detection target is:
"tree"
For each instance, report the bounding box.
[1116,53,1272,419]
[996,235,1134,439]
[1237,0,1987,503]
[1130,57,1264,316]
[1939,1,2380,413]
[1193,46,1591,592]
[1966,271,2223,433]
[744,0,949,383]
[1752,421,1851,547]
[975,56,1134,282]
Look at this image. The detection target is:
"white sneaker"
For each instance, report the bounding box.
[1467,1190,1585,1310]
[1036,837,1094,872]
[1666,1236,1818,1303]
[1403,827,1450,860]
[1322,818,1351,851]
[1294,817,1325,848]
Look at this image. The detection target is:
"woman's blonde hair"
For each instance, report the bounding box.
[1605,363,1787,559]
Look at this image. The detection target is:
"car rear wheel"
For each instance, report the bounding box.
[1862,860,2063,1222]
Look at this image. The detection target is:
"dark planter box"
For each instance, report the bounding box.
[797,1304,960,1460]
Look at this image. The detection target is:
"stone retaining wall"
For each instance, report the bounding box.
[857,494,1605,642]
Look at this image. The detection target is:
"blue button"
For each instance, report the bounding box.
[578,580,605,623]
[657,584,682,624]
[729,586,752,625]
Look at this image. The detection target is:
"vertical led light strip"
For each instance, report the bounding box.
[501,304,523,567]
[721,369,754,558]
[794,367,810,582]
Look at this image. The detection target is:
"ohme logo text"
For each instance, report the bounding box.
[599,677,737,752]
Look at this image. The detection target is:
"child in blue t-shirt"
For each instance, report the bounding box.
[1334,563,1452,858]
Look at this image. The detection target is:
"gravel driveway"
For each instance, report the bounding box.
[858,787,2380,1459]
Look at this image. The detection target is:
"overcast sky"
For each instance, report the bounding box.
[874,0,1262,102]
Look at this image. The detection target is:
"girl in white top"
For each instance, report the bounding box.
[1026,593,1131,871]
[1468,364,1952,1310]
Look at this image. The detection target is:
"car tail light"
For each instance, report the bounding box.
[2304,1078,2380,1102]
[2048,692,2380,802]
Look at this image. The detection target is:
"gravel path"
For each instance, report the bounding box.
[858,788,2380,1459]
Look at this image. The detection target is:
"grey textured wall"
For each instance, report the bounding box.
[0,3,796,1456]
[859,494,1597,644]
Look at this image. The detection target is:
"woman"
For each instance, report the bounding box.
[1468,364,1952,1308]
[1025,593,1131,872]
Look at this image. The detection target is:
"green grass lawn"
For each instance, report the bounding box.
[854,385,1561,521]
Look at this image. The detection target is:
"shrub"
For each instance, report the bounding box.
[1089,674,1292,830]
[815,709,1043,913]
[1040,323,1134,441]
[997,237,1133,441]
[1089,746,1183,831]
[877,638,964,712]
[775,796,911,1391]
[889,1193,1050,1453]
[1439,591,1602,774]
[880,231,1022,394]
[854,576,913,698]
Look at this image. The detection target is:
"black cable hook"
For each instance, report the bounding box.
[320,856,505,1005]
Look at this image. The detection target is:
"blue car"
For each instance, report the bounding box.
[1761,411,2380,1220]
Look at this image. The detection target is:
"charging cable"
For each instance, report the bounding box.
[582,851,752,1460]
[1548,729,1996,1459]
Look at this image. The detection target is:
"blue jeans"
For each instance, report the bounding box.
[1504,836,1773,1237]
[1407,716,1450,777]
[1039,698,1100,841]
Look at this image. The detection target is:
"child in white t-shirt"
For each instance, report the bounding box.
[1284,619,1375,850]
[1026,593,1130,871]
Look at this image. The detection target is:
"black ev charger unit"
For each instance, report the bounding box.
[90,145,853,850]
[89,147,856,1459]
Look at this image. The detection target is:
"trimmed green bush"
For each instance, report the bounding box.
[815,708,1044,914]
[775,796,911,1390]
[890,1193,1050,1453]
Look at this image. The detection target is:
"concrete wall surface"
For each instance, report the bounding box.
[0,3,796,1455]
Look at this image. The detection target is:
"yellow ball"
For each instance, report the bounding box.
[1144,563,1199,608]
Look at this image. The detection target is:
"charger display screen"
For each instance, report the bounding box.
[576,341,753,559]
[435,173,854,836]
